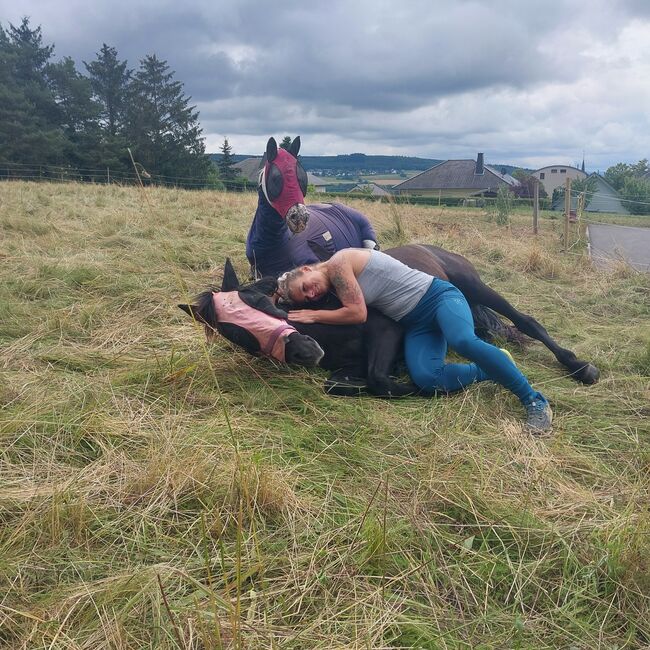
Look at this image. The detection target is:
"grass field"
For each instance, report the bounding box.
[1,180,649,649]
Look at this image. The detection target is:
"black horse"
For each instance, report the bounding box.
[179,245,599,397]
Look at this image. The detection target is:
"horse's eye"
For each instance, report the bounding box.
[296,162,308,196]
[266,163,284,201]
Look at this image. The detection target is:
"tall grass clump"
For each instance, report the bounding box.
[0,180,649,648]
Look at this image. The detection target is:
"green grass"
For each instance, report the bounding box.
[0,181,649,648]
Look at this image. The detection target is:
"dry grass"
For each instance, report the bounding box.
[1,180,649,649]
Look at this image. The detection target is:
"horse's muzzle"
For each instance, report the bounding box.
[284,332,324,366]
[286,204,309,234]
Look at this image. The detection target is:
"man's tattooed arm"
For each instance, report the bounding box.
[287,255,368,325]
[329,257,364,308]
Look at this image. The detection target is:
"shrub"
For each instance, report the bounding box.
[621,177,650,215]
[495,186,512,225]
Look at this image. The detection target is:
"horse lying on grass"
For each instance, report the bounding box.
[180,258,416,396]
[179,246,599,397]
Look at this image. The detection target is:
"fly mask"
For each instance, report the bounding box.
[212,291,297,362]
[259,137,309,233]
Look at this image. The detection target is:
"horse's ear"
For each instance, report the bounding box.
[221,258,240,291]
[289,136,301,157]
[266,137,278,162]
[178,304,199,319]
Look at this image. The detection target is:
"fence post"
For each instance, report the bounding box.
[577,191,585,244]
[533,179,539,234]
[563,177,571,251]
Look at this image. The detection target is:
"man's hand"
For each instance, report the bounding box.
[288,310,322,323]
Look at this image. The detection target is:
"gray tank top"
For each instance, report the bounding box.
[357,250,433,320]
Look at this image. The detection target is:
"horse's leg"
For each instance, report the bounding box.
[324,370,367,397]
[365,310,421,397]
[462,280,599,384]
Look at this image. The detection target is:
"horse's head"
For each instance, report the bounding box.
[179,259,324,366]
[259,136,309,234]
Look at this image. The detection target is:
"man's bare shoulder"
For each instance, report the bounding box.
[329,248,370,271]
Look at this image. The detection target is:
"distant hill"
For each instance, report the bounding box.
[296,154,444,176]
[208,153,528,177]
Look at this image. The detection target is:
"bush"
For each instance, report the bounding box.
[621,177,650,215]
[495,186,512,225]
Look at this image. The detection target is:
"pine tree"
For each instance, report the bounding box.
[125,54,210,184]
[280,136,292,151]
[46,56,102,172]
[217,137,239,184]
[84,44,130,137]
[84,44,132,174]
[0,18,65,167]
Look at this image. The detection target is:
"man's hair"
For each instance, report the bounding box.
[276,268,305,303]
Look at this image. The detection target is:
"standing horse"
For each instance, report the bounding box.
[246,136,379,278]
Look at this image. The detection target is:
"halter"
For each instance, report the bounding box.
[212,291,296,362]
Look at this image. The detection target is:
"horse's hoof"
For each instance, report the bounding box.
[324,376,367,397]
[574,363,599,385]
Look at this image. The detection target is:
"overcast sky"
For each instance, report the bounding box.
[3,0,649,170]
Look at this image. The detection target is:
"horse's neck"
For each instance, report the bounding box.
[249,190,290,248]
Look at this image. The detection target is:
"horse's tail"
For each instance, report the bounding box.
[471,304,528,346]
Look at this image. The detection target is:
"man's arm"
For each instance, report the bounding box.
[288,254,367,325]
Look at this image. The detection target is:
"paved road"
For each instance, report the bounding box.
[587,223,650,271]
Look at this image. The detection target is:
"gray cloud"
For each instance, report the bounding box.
[2,0,649,168]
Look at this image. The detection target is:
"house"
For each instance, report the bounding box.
[531,164,586,196]
[391,154,518,198]
[233,157,328,192]
[232,157,264,186]
[347,182,392,197]
[551,173,629,215]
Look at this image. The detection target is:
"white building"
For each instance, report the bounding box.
[531,165,586,196]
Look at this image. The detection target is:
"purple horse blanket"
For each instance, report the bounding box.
[246,190,377,277]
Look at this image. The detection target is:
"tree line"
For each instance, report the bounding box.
[2,17,649,208]
[603,159,650,215]
[0,18,217,186]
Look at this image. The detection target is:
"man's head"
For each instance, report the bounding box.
[278,265,330,303]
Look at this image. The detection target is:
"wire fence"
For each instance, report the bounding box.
[566,187,650,208]
[2,160,650,217]
[0,161,256,191]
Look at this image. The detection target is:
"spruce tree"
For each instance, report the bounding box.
[280,136,292,151]
[125,54,210,184]
[217,137,239,185]
[0,18,65,167]
[84,45,130,137]
[84,44,132,174]
[46,56,101,173]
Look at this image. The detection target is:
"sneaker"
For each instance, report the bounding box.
[525,398,553,435]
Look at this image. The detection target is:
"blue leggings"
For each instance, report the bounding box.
[400,280,538,405]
